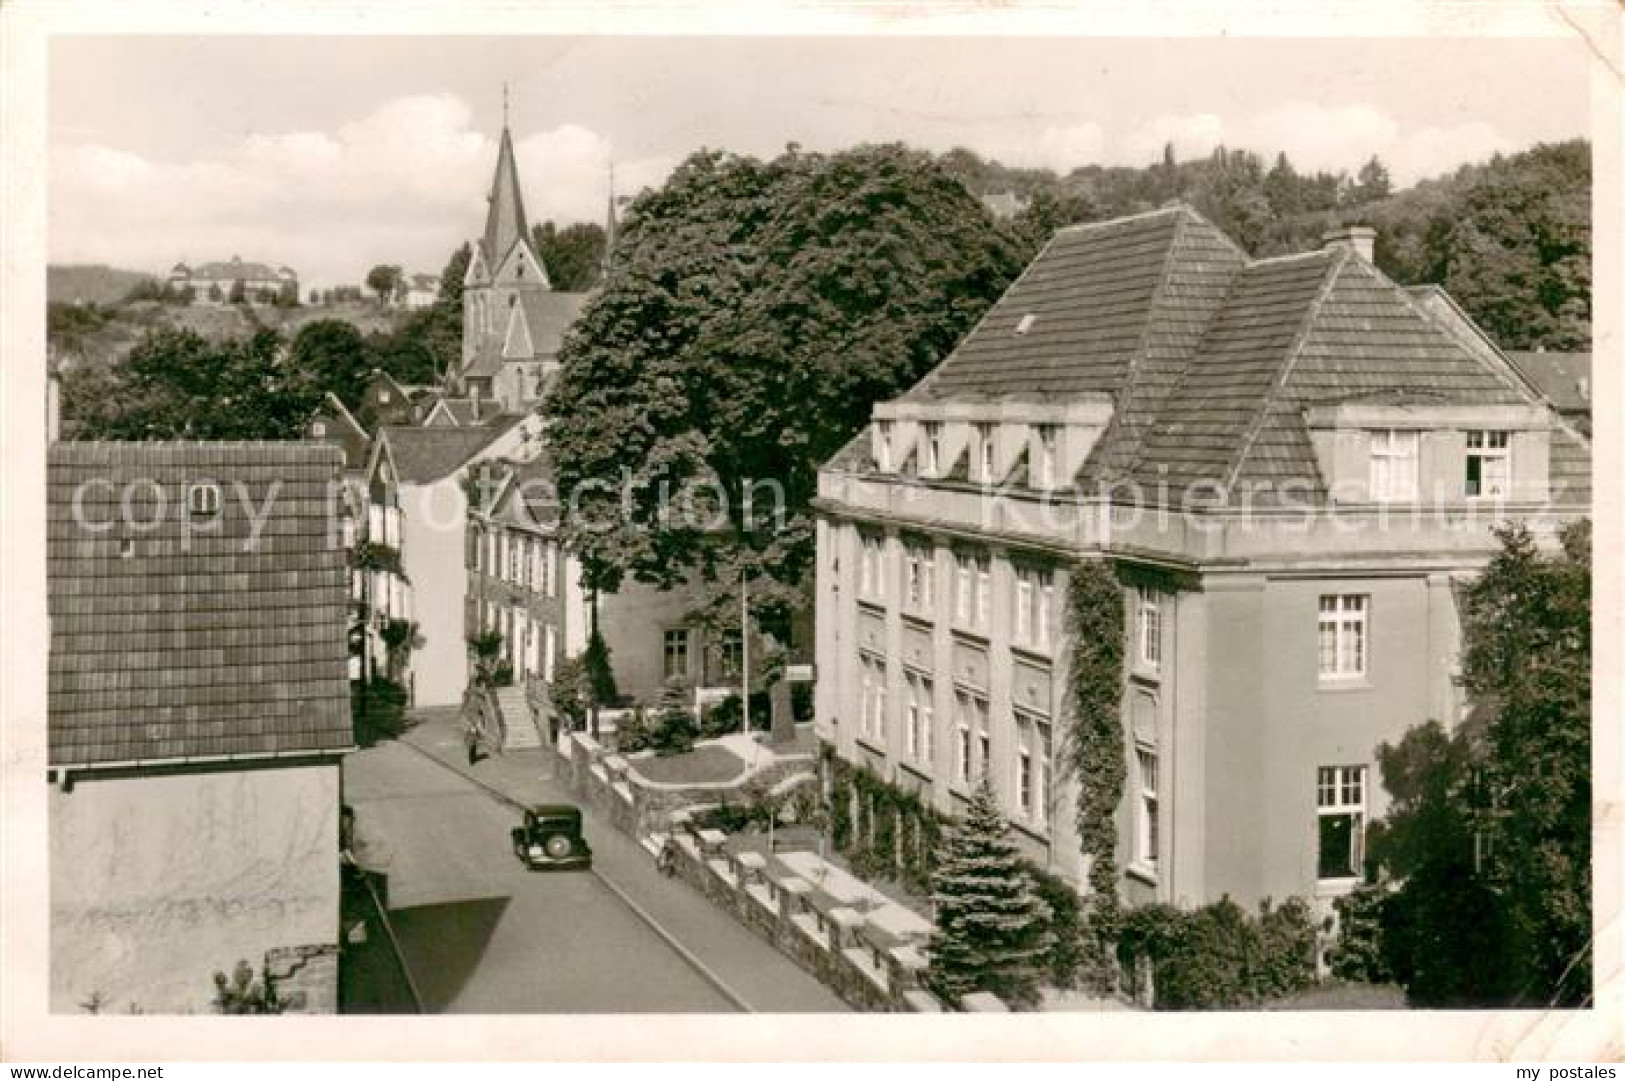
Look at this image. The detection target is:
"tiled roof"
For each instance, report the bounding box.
[47,442,352,768]
[1504,351,1591,413]
[174,258,293,281]
[912,207,1244,403]
[835,204,1585,508]
[308,392,370,470]
[464,290,588,378]
[1134,249,1527,495]
[380,416,523,483]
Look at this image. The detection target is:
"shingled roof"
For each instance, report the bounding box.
[463,291,588,378]
[853,204,1578,505]
[48,442,353,768]
[379,416,523,483]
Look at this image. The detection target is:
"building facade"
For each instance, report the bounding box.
[47,442,353,1012]
[167,256,298,305]
[814,208,1591,911]
[362,415,543,707]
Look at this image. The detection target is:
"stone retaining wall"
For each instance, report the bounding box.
[550,731,949,1013]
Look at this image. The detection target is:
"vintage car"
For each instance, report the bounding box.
[511,804,592,871]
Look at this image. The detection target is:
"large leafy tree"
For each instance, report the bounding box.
[546,144,1023,620]
[533,221,607,292]
[926,779,1055,1009]
[1368,520,1591,1006]
[288,318,373,410]
[1422,141,1590,350]
[64,326,314,440]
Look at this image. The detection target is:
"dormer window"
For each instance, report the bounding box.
[1368,429,1418,502]
[923,422,942,476]
[1465,430,1510,498]
[1035,425,1058,488]
[187,481,221,517]
[379,390,391,404]
[1015,313,1037,335]
[975,423,995,483]
[876,422,893,472]
[311,421,326,437]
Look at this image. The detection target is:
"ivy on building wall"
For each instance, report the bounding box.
[819,746,943,894]
[1064,557,1127,990]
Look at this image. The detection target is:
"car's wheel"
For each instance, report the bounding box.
[543,833,573,859]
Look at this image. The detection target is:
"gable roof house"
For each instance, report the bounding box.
[48,442,353,1013]
[361,414,542,707]
[815,207,1590,913]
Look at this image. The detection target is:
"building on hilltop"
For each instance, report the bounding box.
[168,255,298,306]
[48,441,353,1013]
[813,208,1591,914]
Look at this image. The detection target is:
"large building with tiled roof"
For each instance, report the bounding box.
[457,120,592,413]
[47,441,352,1013]
[814,207,1591,913]
[167,255,298,306]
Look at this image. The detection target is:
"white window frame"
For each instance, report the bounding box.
[975,423,996,484]
[1464,429,1511,499]
[922,422,942,476]
[860,533,887,602]
[1139,588,1163,670]
[1369,428,1419,502]
[663,627,691,681]
[876,421,893,473]
[1035,424,1058,489]
[1015,719,1034,818]
[1013,566,1053,650]
[1318,594,1369,680]
[1136,744,1159,872]
[1316,765,1368,882]
[954,694,972,784]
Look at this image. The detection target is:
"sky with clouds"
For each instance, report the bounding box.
[48,35,1589,290]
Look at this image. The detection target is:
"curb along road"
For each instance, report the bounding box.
[394,736,754,1014]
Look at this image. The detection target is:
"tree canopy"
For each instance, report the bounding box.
[532,221,607,292]
[62,326,312,440]
[546,144,1024,619]
[1365,520,1591,1006]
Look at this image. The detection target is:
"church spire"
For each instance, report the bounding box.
[482,93,530,267]
[602,163,618,278]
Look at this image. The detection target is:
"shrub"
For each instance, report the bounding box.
[1326,884,1393,984]
[1023,861,1084,989]
[614,706,652,754]
[1117,896,1317,1009]
[212,959,279,1015]
[583,630,619,706]
[352,677,410,747]
[649,707,698,755]
[700,694,742,738]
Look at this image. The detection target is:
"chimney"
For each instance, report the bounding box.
[1321,225,1376,263]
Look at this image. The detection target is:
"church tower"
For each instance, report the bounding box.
[459,100,556,412]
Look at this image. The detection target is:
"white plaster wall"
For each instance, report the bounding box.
[50,762,340,1014]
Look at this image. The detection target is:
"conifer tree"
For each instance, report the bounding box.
[926,778,1055,1009]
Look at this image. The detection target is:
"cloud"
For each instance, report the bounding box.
[50,93,673,288]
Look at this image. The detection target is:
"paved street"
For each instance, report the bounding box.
[343,718,848,1014]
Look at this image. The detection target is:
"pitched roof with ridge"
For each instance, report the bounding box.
[47,442,352,768]
[856,204,1578,505]
[482,125,531,269]
[379,416,524,483]
[1504,350,1592,414]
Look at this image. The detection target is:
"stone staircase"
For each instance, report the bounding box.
[495,684,542,750]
